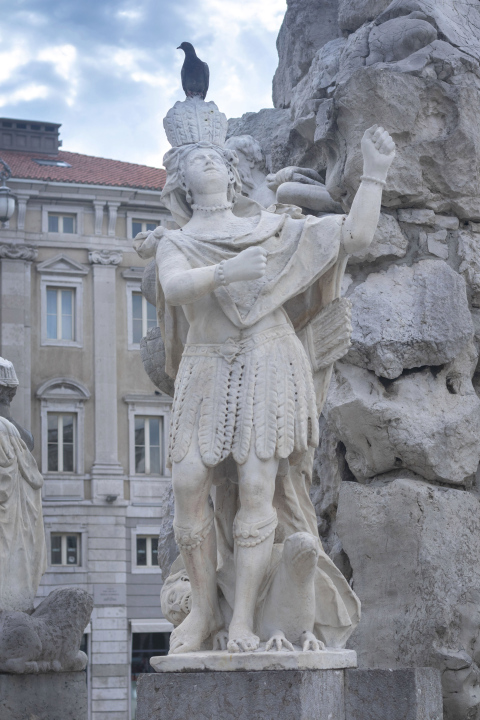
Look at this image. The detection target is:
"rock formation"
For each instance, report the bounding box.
[227,1,480,717]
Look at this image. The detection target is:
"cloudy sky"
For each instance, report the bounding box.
[0,0,286,167]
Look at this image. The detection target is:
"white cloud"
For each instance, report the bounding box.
[0,84,50,107]
[38,44,78,105]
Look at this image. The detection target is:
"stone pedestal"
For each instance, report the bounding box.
[0,671,87,720]
[137,669,346,720]
[137,661,443,720]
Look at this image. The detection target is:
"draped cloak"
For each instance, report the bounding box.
[0,417,47,613]
[155,206,360,648]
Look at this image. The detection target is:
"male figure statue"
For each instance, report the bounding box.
[151,107,395,655]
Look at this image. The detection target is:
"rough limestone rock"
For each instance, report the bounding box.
[0,588,93,674]
[338,0,390,32]
[325,353,480,485]
[272,0,341,109]
[337,479,480,720]
[346,259,474,379]
[458,229,480,308]
[348,212,407,264]
[157,484,177,579]
[365,14,438,66]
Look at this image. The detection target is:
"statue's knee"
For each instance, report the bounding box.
[172,467,205,499]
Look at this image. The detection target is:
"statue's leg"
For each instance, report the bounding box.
[169,437,223,654]
[227,451,278,653]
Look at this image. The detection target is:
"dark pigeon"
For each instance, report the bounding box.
[177,42,209,100]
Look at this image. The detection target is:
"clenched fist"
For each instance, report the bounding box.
[361,125,396,180]
[223,246,267,284]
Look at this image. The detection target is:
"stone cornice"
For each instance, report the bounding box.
[0,243,38,261]
[88,250,122,266]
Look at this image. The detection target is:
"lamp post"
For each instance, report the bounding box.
[0,158,15,226]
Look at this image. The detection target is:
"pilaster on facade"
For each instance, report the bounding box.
[93,200,105,236]
[90,250,125,501]
[16,193,30,231]
[0,243,37,430]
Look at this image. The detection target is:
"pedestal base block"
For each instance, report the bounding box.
[0,671,87,720]
[345,668,443,720]
[137,669,346,720]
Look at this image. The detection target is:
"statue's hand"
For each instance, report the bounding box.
[266,166,324,191]
[133,226,164,259]
[223,246,267,284]
[361,125,396,180]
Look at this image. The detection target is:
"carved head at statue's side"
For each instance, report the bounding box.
[0,385,16,406]
[160,568,192,626]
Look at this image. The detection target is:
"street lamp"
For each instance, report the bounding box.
[0,158,15,225]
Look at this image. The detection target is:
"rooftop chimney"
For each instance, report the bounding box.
[0,118,62,155]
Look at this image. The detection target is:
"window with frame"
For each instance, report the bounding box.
[135,416,163,475]
[50,532,81,566]
[135,535,159,567]
[132,219,158,237]
[132,292,156,344]
[47,412,76,472]
[46,287,75,341]
[48,213,76,234]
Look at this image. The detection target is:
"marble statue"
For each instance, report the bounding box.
[136,95,394,656]
[0,358,46,614]
[0,357,92,673]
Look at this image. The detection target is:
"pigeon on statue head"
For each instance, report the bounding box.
[177,42,210,100]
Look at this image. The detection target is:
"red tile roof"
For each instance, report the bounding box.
[1,149,166,191]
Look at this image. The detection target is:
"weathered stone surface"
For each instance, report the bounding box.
[325,65,480,219]
[346,259,474,379]
[337,479,480,720]
[366,15,438,67]
[137,669,346,720]
[141,257,156,306]
[325,353,480,485]
[345,668,443,720]
[0,588,93,674]
[0,671,87,720]
[140,327,175,397]
[272,0,341,109]
[458,229,480,307]
[338,0,390,32]
[348,212,407,264]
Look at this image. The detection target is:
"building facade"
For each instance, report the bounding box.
[0,118,173,720]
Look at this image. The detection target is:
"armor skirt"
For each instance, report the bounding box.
[168,324,319,468]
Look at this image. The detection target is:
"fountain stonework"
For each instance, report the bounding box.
[134,39,443,719]
[224,1,480,719]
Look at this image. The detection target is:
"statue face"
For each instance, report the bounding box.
[183,147,230,199]
[162,573,192,626]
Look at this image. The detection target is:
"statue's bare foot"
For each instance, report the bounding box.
[227,624,260,653]
[169,609,222,654]
[266,630,294,652]
[300,630,325,652]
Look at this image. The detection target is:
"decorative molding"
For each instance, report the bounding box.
[0,243,37,261]
[36,377,91,401]
[37,253,89,276]
[107,201,121,237]
[88,250,122,265]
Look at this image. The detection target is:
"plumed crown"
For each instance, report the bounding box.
[0,357,18,387]
[163,96,228,148]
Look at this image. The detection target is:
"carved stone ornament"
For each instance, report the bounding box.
[88,250,122,265]
[0,244,37,261]
[163,96,228,148]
